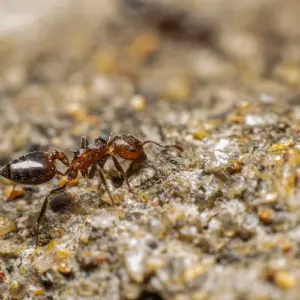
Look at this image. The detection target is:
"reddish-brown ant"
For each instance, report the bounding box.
[0,134,183,247]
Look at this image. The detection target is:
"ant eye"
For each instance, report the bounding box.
[129,145,136,152]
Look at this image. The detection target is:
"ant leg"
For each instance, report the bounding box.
[126,161,136,177]
[6,184,17,201]
[96,165,114,205]
[36,182,68,247]
[81,136,89,149]
[56,169,66,176]
[111,156,133,193]
[82,164,97,188]
[88,163,97,179]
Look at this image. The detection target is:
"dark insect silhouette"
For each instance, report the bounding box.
[0,134,183,246]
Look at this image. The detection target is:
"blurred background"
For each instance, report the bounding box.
[0,0,299,161]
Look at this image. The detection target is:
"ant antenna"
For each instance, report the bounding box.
[142,141,184,152]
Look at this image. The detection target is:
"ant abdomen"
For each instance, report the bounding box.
[0,152,57,185]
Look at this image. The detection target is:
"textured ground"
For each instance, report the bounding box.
[0,0,300,299]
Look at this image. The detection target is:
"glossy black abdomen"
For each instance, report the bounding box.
[0,152,56,185]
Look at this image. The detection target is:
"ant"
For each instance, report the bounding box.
[0,134,183,247]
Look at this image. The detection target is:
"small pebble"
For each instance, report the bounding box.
[146,257,166,272]
[193,129,209,140]
[76,281,99,297]
[129,32,158,60]
[9,280,24,297]
[57,263,73,276]
[77,250,107,270]
[163,76,190,102]
[80,232,90,245]
[0,241,23,256]
[131,94,146,111]
[230,114,245,124]
[183,263,206,282]
[274,271,296,289]
[125,251,145,283]
[0,271,6,283]
[227,160,243,174]
[258,207,274,225]
[34,255,52,274]
[279,239,293,252]
[269,141,294,152]
[32,288,45,296]
[16,200,28,212]
[89,212,118,230]
[54,249,73,263]
[0,216,16,237]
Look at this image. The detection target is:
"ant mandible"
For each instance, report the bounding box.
[0,134,183,247]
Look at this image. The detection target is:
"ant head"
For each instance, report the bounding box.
[109,134,184,161]
[109,134,147,161]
